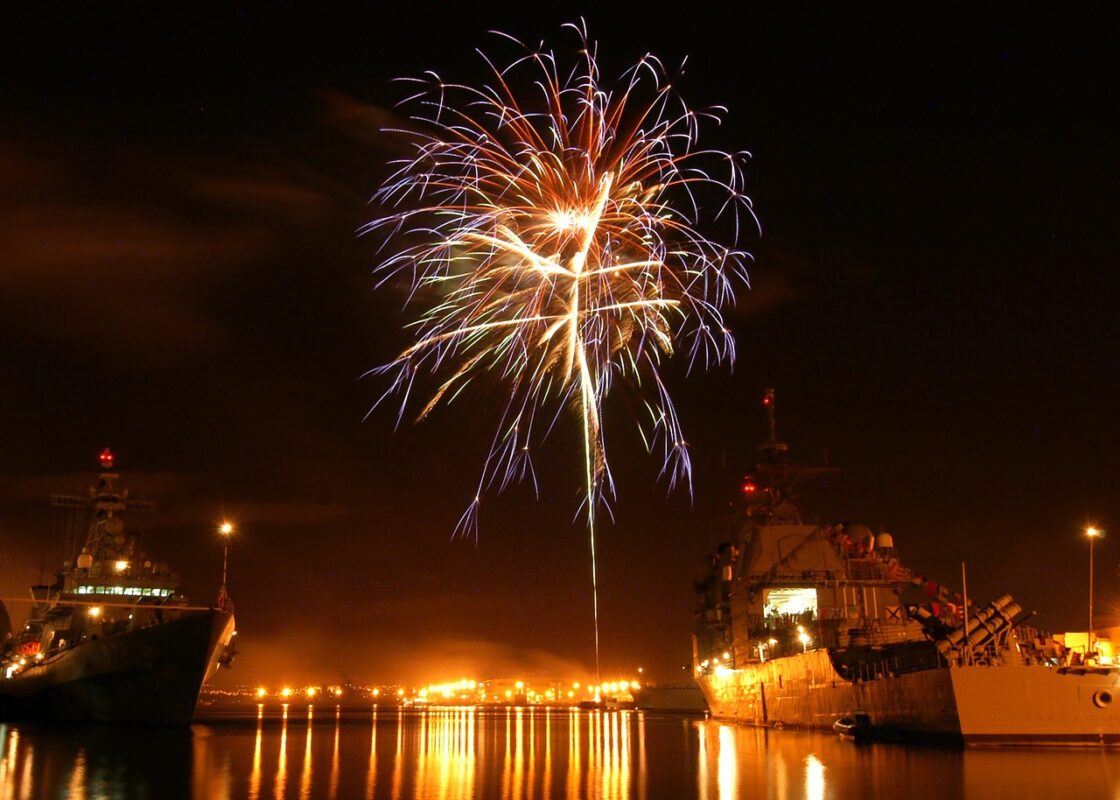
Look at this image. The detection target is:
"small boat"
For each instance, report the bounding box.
[0,450,236,724]
[833,713,873,742]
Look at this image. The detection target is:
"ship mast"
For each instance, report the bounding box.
[760,387,789,463]
[743,389,835,522]
[51,449,155,567]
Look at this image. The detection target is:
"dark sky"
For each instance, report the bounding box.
[2,3,1117,686]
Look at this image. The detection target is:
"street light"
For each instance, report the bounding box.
[218,521,234,611]
[1087,526,1102,660]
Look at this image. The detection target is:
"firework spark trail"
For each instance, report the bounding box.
[365,22,755,680]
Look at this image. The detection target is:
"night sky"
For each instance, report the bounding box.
[3,3,1117,687]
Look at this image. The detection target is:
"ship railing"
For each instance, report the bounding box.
[961,639,1014,666]
[840,648,947,683]
[845,561,887,581]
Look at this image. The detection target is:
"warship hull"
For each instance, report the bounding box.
[0,609,234,725]
[698,649,1120,745]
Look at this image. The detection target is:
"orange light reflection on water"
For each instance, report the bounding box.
[329,709,340,800]
[567,707,581,800]
[67,749,85,799]
[364,709,377,800]
[274,705,288,800]
[805,753,825,800]
[543,709,552,797]
[275,705,649,800]
[297,706,312,800]
[10,706,1120,798]
[248,709,263,800]
[717,724,736,800]
[391,709,403,798]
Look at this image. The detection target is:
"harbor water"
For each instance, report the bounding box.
[2,706,1119,799]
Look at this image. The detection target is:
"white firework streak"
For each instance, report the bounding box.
[364,21,755,675]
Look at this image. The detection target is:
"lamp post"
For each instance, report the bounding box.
[1087,526,1102,660]
[218,521,234,611]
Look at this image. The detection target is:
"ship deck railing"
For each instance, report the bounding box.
[838,648,948,683]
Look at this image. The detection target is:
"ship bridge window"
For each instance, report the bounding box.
[764,588,818,622]
[74,585,171,599]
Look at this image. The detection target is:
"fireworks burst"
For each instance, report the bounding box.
[365,23,754,674]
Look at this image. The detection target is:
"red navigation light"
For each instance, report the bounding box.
[762,396,771,406]
[741,480,757,494]
[99,448,114,469]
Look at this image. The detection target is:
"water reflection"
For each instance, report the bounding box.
[66,749,84,799]
[804,753,825,800]
[297,706,313,800]
[1,720,192,799]
[329,709,340,800]
[2,709,1120,798]
[248,708,263,800]
[717,724,736,800]
[274,704,288,800]
[364,710,376,800]
[391,709,403,798]
[690,720,1120,800]
[411,707,476,799]
[566,707,581,800]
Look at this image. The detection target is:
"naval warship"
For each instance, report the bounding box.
[693,390,1120,745]
[0,450,236,724]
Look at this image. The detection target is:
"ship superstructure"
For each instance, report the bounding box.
[0,450,235,724]
[693,391,1120,744]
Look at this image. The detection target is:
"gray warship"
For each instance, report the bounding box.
[0,450,235,724]
[693,390,1120,745]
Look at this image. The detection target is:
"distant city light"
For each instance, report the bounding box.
[229,675,649,709]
